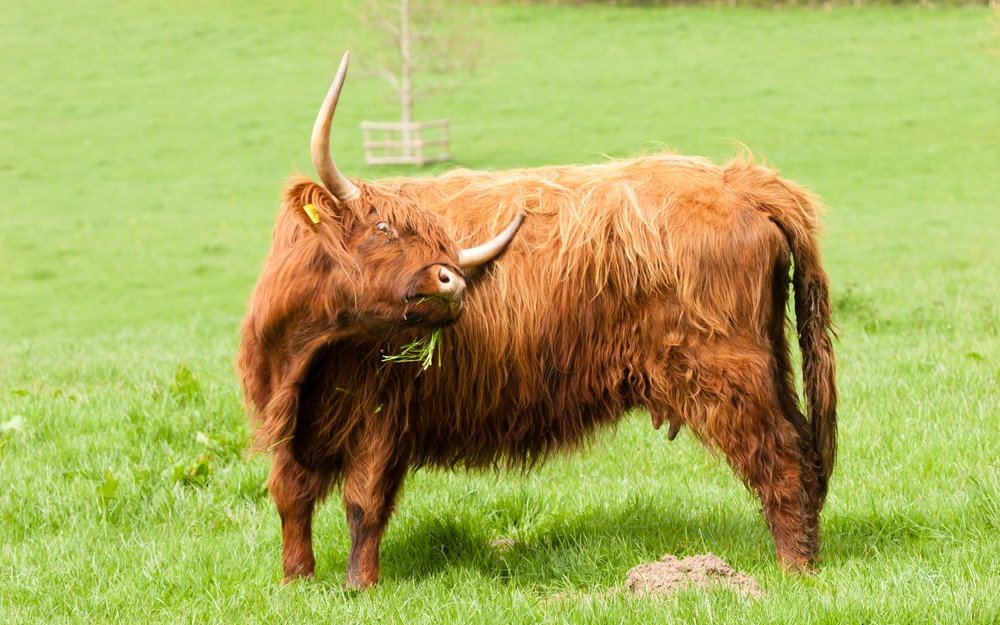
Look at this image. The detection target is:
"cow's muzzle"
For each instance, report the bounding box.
[403,264,466,325]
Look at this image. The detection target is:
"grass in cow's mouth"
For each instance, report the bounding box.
[381,328,442,371]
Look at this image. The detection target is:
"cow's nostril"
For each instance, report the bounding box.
[433,266,464,295]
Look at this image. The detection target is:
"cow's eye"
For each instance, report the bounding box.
[375,221,397,241]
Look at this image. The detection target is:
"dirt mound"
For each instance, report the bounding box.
[625,553,763,599]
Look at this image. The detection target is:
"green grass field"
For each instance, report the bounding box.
[2,2,998,623]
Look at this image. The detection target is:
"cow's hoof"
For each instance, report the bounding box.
[777,554,815,574]
[344,573,378,591]
[281,571,315,585]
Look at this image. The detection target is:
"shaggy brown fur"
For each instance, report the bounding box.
[237,152,837,587]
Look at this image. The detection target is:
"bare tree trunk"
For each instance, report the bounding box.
[356,0,468,166]
[400,0,413,159]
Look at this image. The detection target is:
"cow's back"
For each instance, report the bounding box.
[378,154,791,466]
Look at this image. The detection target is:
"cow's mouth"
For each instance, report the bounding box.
[402,293,463,326]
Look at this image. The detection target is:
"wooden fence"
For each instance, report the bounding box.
[361,120,451,166]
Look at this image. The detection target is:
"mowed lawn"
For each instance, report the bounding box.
[2,1,998,623]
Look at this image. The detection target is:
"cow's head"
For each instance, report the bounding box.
[306,52,522,334]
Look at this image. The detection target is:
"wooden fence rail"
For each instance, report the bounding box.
[361,120,451,166]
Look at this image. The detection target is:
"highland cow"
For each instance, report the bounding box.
[237,52,837,589]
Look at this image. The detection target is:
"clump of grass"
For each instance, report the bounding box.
[168,363,201,404]
[382,329,443,372]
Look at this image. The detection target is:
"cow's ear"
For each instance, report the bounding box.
[276,178,355,247]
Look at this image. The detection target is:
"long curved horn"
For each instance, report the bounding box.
[458,214,525,269]
[311,51,360,202]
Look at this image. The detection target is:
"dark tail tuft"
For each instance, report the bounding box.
[793,260,838,504]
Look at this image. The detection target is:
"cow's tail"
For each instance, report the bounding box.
[728,159,838,504]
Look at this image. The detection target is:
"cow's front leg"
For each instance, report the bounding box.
[341,440,410,590]
[269,448,332,583]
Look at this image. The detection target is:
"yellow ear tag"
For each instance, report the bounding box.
[302,203,320,224]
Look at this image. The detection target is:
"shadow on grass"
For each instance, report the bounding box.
[312,497,966,588]
[820,507,964,565]
[322,497,773,589]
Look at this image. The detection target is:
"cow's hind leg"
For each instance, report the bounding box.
[341,437,410,590]
[268,448,333,583]
[681,344,819,569]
